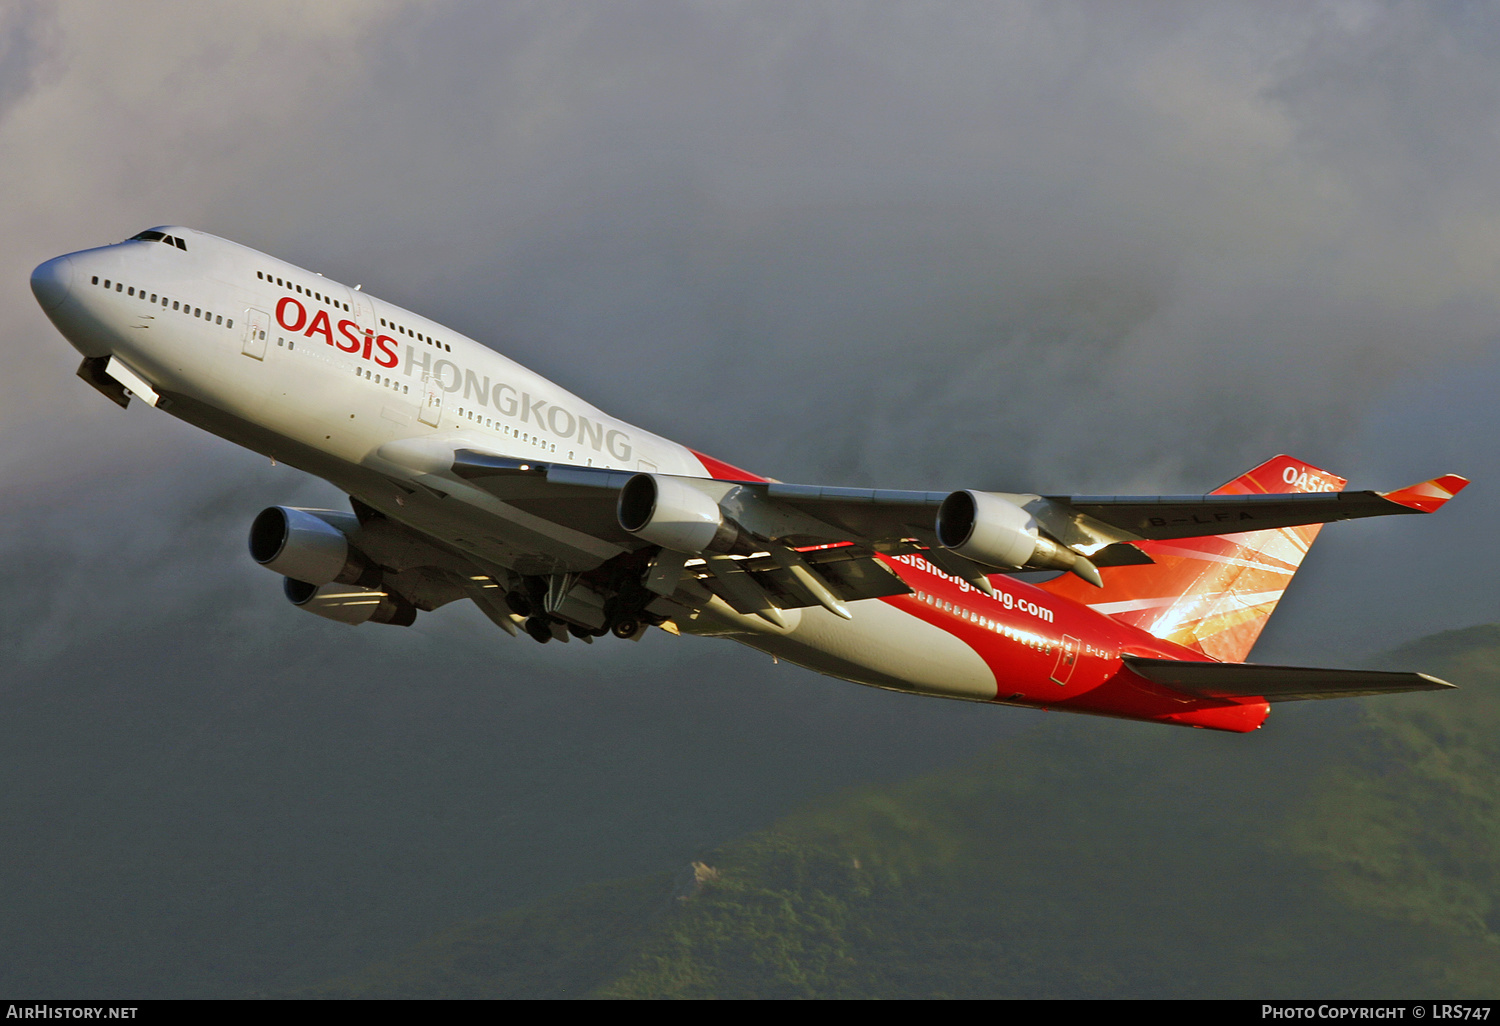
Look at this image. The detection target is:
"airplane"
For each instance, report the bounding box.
[30,226,1469,733]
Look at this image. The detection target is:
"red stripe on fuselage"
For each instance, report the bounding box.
[877,555,1270,732]
[689,449,769,482]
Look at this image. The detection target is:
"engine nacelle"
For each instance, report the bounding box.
[249,506,377,586]
[283,578,417,627]
[617,473,746,554]
[936,490,1102,584]
[936,490,1040,569]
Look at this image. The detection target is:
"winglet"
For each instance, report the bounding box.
[1379,474,1470,513]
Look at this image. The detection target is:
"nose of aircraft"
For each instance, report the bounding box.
[30,255,73,311]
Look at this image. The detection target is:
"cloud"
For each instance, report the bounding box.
[3,0,1496,685]
[6,0,1500,994]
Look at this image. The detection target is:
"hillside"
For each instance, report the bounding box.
[300,624,1500,998]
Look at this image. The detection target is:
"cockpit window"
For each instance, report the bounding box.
[127,230,187,250]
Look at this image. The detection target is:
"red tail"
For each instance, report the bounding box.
[1040,456,1344,662]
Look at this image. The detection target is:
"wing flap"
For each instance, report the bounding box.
[682,548,910,612]
[1122,655,1454,703]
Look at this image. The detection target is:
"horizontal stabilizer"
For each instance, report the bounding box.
[1123,655,1454,703]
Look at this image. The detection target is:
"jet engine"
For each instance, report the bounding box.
[936,490,1101,584]
[283,578,417,627]
[617,473,748,554]
[249,506,379,586]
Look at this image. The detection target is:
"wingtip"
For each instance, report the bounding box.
[1380,474,1470,513]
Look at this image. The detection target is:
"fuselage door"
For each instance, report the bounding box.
[242,308,269,360]
[352,290,374,327]
[418,372,442,427]
[1050,634,1081,687]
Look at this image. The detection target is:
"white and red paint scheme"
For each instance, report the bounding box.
[32,227,1467,732]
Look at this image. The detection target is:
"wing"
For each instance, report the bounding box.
[1122,656,1455,703]
[1027,473,1472,547]
[451,452,1467,550]
[443,449,1465,621]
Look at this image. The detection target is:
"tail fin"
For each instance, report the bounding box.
[1039,455,1344,662]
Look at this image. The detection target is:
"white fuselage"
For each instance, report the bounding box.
[30,226,1021,705]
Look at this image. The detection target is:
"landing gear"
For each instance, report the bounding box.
[507,558,667,644]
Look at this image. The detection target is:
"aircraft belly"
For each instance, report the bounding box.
[725,602,998,701]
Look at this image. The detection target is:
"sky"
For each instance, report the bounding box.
[3,0,1499,994]
[6,1,1498,631]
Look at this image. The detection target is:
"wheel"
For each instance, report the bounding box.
[611,619,641,640]
[524,617,553,643]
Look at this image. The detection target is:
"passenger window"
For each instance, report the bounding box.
[92,276,99,285]
[128,287,135,296]
[173,301,179,310]
[104,279,111,288]
[228,319,233,328]
[116,283,123,292]
[216,315,223,325]
[194,308,201,317]
[150,294,157,302]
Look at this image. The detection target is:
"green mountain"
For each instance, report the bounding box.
[298,624,1500,998]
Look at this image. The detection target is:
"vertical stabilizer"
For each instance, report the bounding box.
[1039,455,1344,662]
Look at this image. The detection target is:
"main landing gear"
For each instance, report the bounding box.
[507,561,659,645]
